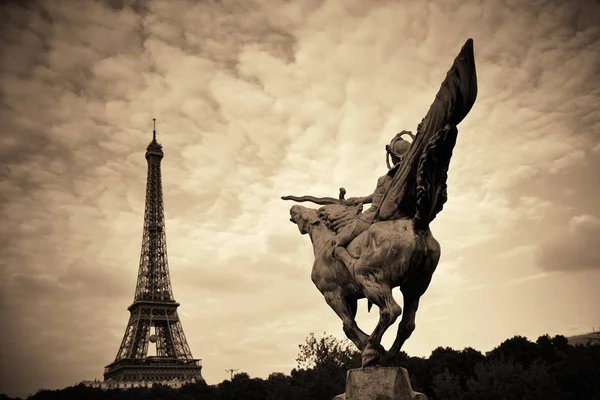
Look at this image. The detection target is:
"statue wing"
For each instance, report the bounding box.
[376,38,478,224]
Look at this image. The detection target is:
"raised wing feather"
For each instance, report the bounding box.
[376,38,478,223]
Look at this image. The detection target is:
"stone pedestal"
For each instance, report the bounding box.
[333,367,427,400]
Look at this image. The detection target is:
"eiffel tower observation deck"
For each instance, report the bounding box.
[103,120,203,385]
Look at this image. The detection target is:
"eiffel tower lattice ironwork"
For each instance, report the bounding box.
[104,120,203,384]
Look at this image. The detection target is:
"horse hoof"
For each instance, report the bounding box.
[361,349,379,367]
[361,344,385,367]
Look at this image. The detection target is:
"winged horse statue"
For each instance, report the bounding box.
[282,39,478,367]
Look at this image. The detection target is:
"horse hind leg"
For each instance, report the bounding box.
[324,292,369,351]
[388,293,421,358]
[388,259,437,359]
[359,281,403,367]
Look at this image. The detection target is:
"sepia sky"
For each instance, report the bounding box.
[1,0,600,397]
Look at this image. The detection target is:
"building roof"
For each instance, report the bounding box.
[566,331,600,346]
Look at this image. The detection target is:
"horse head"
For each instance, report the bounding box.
[289,205,321,235]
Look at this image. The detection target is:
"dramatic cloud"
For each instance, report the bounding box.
[536,215,600,271]
[1,0,600,397]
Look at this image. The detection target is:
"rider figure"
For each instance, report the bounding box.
[331,131,414,253]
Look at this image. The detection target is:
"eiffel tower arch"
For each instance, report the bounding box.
[103,121,203,384]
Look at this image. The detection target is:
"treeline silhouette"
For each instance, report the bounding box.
[4,333,600,400]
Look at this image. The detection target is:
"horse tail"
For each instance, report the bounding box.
[413,124,458,232]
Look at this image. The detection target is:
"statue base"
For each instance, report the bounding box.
[333,367,427,400]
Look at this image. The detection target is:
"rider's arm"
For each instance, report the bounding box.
[357,193,374,204]
[346,193,374,205]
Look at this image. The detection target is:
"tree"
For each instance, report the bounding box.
[535,334,571,365]
[432,369,463,400]
[265,372,296,400]
[291,333,361,400]
[426,346,484,394]
[218,372,267,400]
[296,332,361,371]
[551,343,600,400]
[179,380,218,400]
[462,358,562,400]
[0,395,22,400]
[487,335,540,368]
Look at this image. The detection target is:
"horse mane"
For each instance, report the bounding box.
[305,207,325,226]
[317,204,362,232]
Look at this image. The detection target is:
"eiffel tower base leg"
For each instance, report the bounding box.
[104,358,203,383]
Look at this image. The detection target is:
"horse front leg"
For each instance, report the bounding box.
[324,291,369,351]
[333,246,357,270]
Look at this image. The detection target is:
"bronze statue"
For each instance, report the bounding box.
[282,39,478,368]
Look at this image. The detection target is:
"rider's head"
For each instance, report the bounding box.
[386,131,414,168]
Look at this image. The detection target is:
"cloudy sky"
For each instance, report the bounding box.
[1,0,600,397]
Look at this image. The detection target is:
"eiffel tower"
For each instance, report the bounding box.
[103,120,203,384]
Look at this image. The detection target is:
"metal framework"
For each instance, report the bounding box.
[104,122,203,383]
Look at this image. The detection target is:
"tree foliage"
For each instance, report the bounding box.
[295,332,361,371]
[6,334,600,400]
[291,332,361,399]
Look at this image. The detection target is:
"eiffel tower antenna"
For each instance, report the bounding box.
[103,121,203,385]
